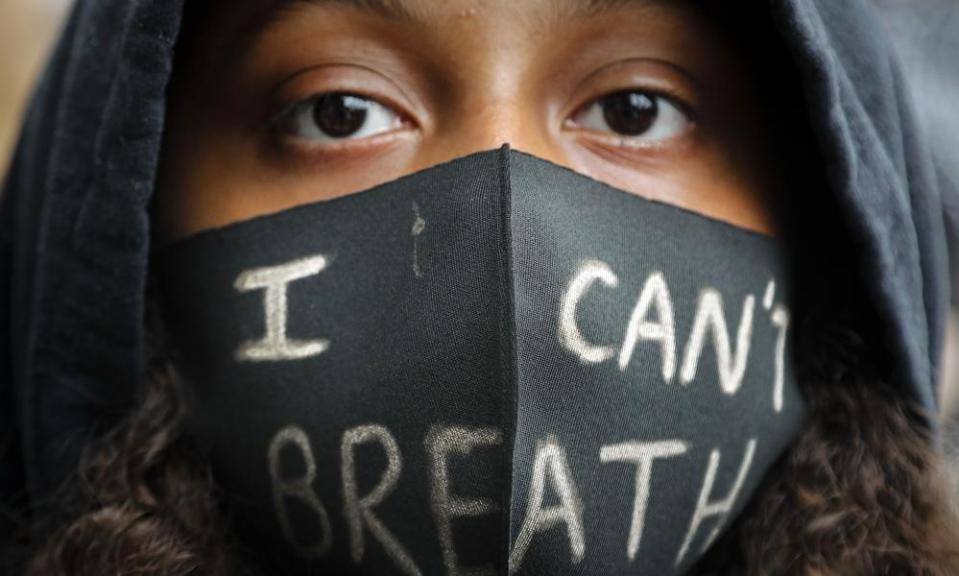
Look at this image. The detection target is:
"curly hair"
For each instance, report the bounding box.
[22,332,247,576]
[695,326,959,575]
[739,368,959,575]
[15,297,959,575]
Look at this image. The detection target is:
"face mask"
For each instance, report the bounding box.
[158,147,806,575]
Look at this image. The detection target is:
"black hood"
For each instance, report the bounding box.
[0,0,951,524]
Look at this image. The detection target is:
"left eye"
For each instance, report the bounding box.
[283,93,404,143]
[572,91,691,143]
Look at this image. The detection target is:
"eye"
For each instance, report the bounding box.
[571,91,691,143]
[282,93,404,144]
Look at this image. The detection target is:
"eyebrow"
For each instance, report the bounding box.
[268,0,657,24]
[270,0,415,22]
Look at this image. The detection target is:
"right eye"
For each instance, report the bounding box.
[571,90,692,144]
[282,93,405,143]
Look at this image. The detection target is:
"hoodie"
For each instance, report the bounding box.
[0,0,952,568]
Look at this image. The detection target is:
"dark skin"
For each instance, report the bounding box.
[157,0,776,243]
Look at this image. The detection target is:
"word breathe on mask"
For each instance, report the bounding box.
[160,148,806,575]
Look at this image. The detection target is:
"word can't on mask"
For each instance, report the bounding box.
[159,147,806,576]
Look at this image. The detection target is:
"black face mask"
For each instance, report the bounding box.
[158,147,806,575]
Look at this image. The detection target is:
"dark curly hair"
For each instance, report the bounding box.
[20,303,247,576]
[17,292,959,575]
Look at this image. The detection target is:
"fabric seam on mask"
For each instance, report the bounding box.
[497,144,518,576]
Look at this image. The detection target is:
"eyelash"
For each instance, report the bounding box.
[273,89,693,150]
[274,93,409,146]
[568,90,694,145]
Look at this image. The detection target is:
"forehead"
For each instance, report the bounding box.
[270,0,661,20]
[213,0,685,44]
[284,2,696,47]
[194,0,693,63]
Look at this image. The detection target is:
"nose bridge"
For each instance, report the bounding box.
[427,90,555,163]
[467,98,531,149]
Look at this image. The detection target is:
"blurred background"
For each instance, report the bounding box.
[1,1,958,438]
[0,0,71,176]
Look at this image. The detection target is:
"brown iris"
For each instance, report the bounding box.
[312,94,371,138]
[600,91,658,136]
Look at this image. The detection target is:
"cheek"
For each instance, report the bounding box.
[561,138,776,236]
[158,136,775,245]
[156,125,425,243]
[156,127,263,244]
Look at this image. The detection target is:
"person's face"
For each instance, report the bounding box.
[157,0,775,243]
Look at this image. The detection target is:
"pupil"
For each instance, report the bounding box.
[601,92,658,136]
[314,94,369,138]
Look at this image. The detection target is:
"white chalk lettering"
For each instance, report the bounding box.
[268,425,334,558]
[600,440,689,561]
[679,289,755,395]
[559,260,620,364]
[412,202,426,279]
[426,426,503,576]
[510,436,585,573]
[342,425,422,576]
[762,280,776,311]
[234,255,329,362]
[674,438,757,566]
[618,272,677,382]
[771,305,789,413]
[264,421,775,571]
